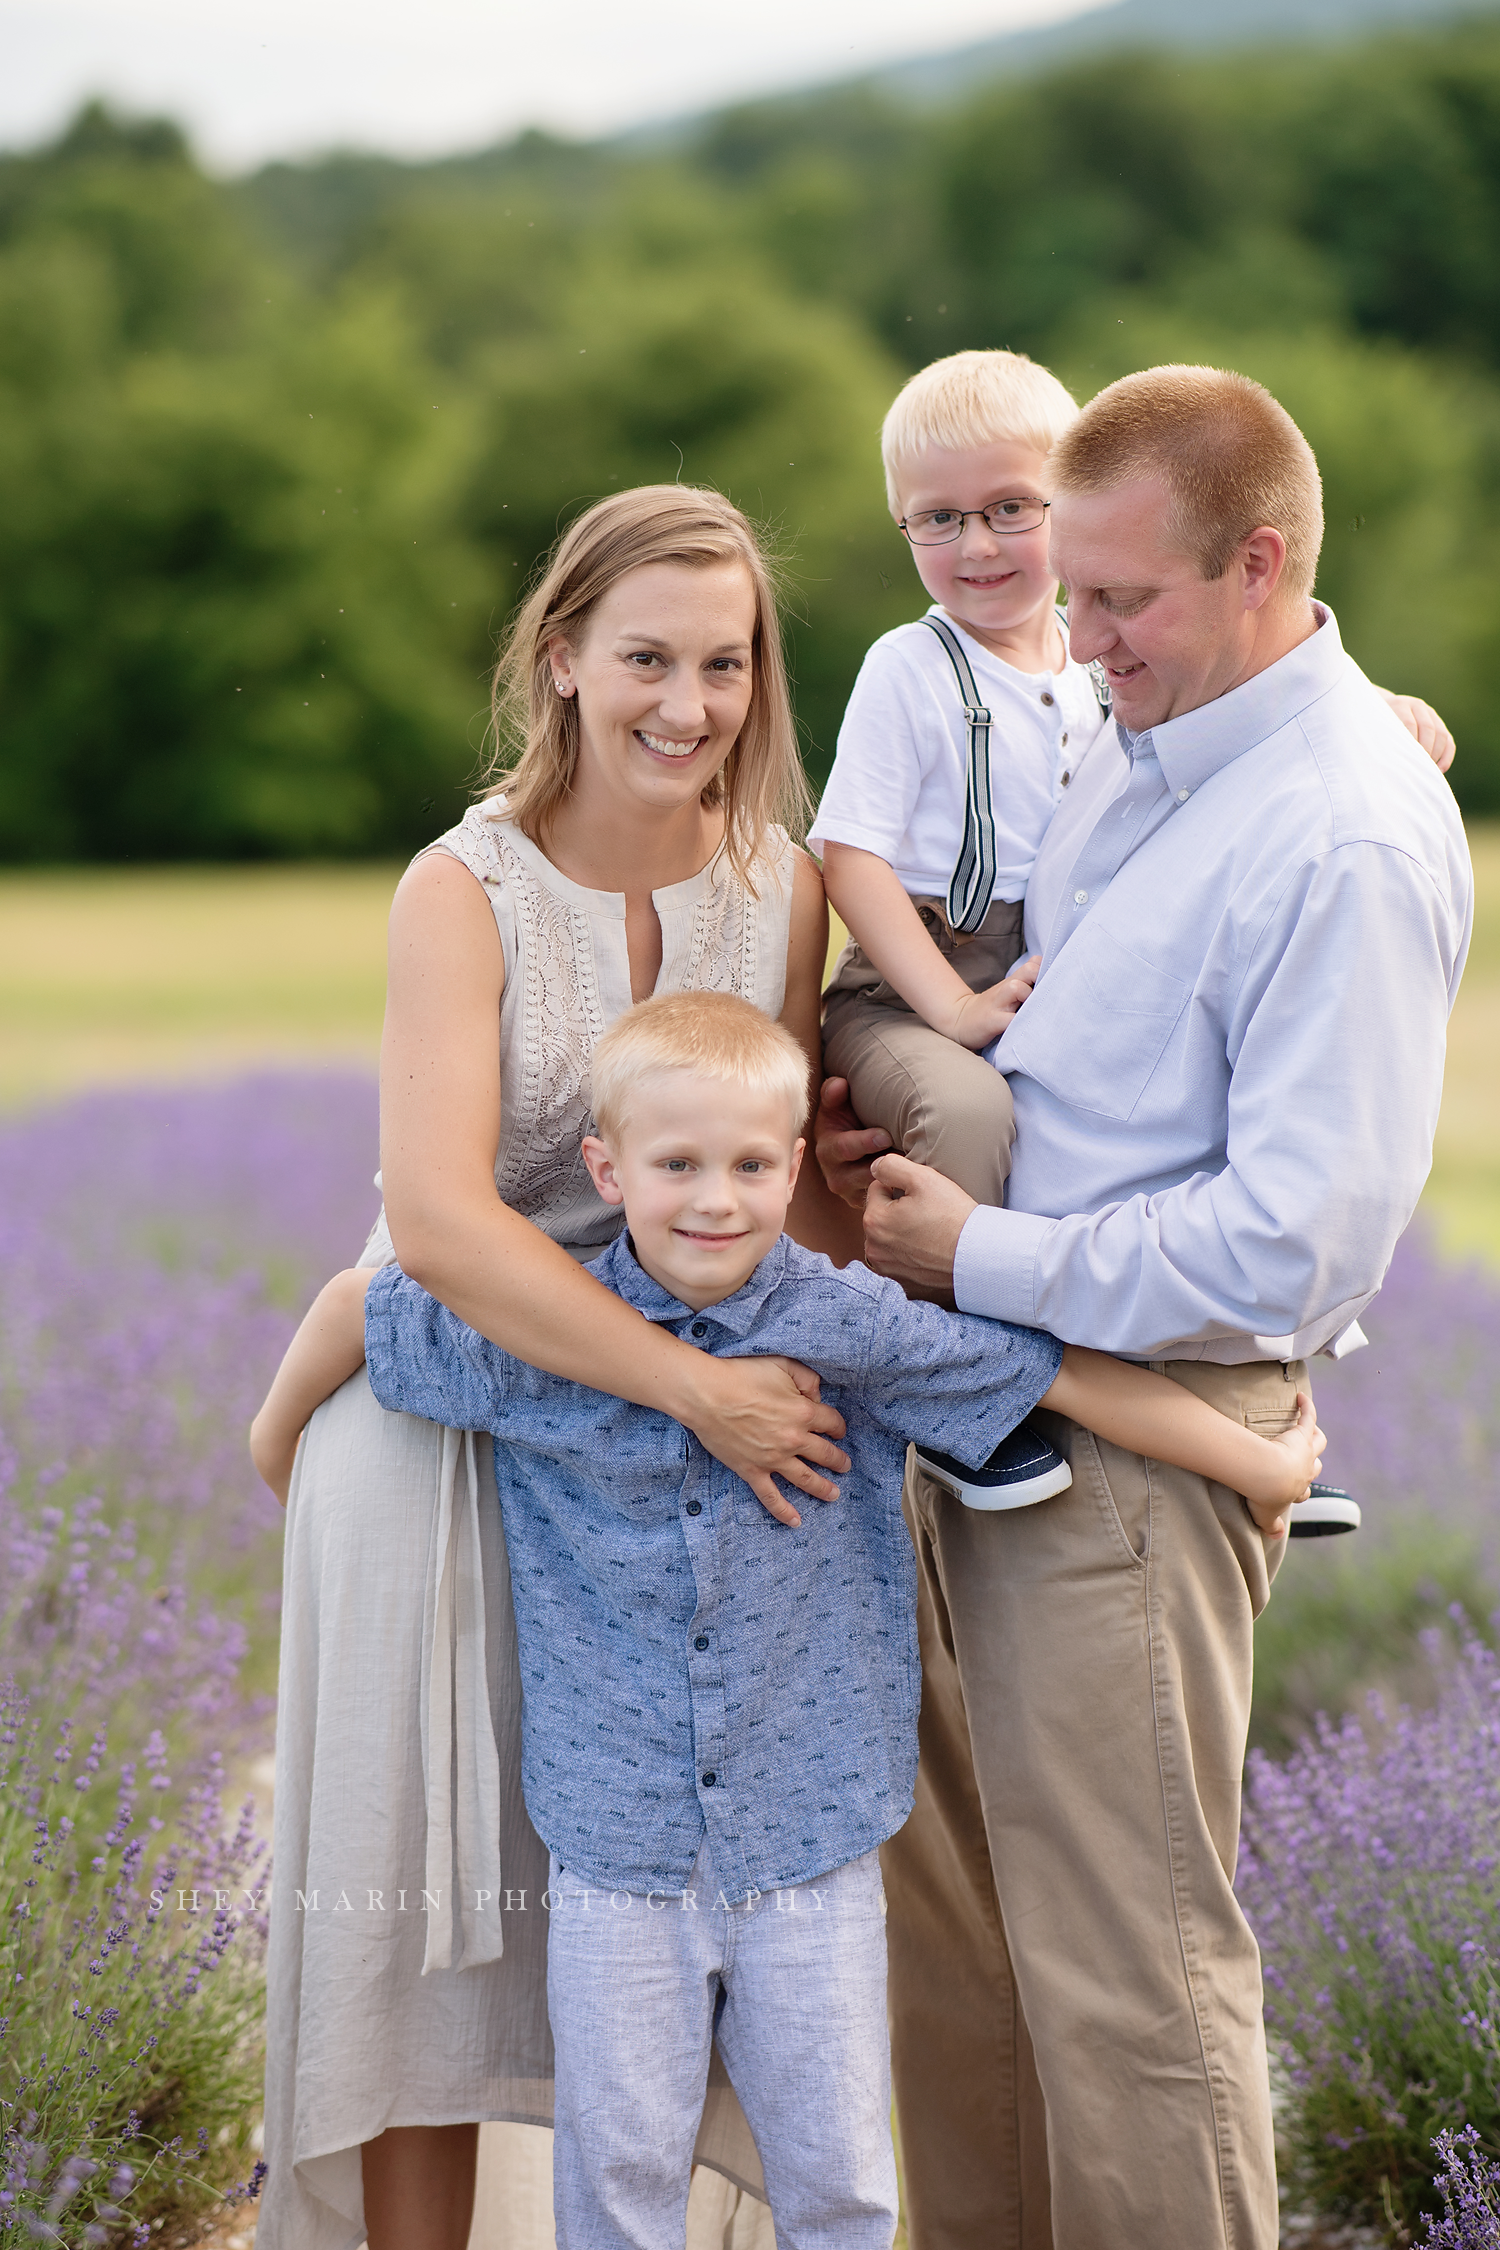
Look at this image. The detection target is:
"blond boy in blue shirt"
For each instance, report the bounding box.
[253,991,1326,2250]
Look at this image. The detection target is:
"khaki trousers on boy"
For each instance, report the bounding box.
[822,897,1023,1210]
[882,1359,1298,2250]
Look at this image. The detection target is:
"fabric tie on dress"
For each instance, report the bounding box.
[420,1427,507,1973]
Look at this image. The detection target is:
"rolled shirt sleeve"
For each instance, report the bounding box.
[843,1279,1063,1466]
[364,1265,513,1430]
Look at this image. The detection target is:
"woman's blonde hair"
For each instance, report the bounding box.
[590,991,811,1144]
[482,485,811,889]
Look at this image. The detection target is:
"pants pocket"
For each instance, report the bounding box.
[1067,1425,1151,1566]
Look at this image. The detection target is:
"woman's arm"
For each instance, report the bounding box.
[1042,1345,1326,1537]
[821,842,1037,1051]
[778,848,865,1267]
[378,852,848,1525]
[251,1269,374,1504]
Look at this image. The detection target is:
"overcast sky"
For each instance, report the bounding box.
[4,0,1100,171]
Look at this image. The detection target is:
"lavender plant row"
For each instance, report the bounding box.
[1240,1630,1500,2238]
[1307,1231,1500,1572]
[0,1074,379,2243]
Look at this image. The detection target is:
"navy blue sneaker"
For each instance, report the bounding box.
[914,1416,1073,1512]
[1286,1480,1361,1538]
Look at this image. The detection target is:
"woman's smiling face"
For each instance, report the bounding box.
[549,559,757,818]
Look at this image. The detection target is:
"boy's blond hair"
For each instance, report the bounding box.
[483,485,812,892]
[881,350,1081,515]
[1049,364,1324,601]
[590,992,810,1144]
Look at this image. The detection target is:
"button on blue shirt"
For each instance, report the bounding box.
[364,1234,1061,1901]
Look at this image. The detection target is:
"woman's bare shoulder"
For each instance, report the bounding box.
[389,834,506,994]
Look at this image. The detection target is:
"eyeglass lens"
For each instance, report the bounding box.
[903,500,1047,544]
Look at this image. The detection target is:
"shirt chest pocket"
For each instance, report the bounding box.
[1000,923,1192,1123]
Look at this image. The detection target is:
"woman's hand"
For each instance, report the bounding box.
[680,1355,851,1527]
[1241,1392,1326,1538]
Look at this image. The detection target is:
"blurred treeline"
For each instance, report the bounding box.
[6,22,1500,860]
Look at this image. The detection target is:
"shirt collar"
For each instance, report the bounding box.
[588,1230,792,1336]
[1115,602,1345,798]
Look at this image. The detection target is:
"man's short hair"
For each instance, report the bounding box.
[1049,364,1324,600]
[590,992,811,1145]
[881,350,1080,516]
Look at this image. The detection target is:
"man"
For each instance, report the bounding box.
[817,365,1473,2250]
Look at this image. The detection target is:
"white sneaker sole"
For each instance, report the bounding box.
[917,1455,1075,1512]
[1286,1493,1362,1538]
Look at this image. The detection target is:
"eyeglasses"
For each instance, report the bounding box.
[899,499,1050,545]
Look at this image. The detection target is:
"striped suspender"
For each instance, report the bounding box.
[921,613,997,936]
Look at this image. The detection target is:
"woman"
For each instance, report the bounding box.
[259,486,856,2250]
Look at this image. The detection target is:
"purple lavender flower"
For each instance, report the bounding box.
[1421,2125,1500,2247]
[1,1073,378,2244]
[1241,1631,1500,2234]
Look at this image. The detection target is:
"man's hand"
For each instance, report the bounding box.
[863,1152,977,1306]
[683,1354,851,1527]
[814,1077,892,1210]
[1378,689,1456,773]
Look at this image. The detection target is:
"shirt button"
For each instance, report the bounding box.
[1040,691,1055,706]
[694,1634,709,1650]
[685,1500,702,1516]
[1073,889,1088,905]
[1060,732,1068,746]
[691,1322,707,1338]
[701,1771,717,1788]
[1176,787,1190,802]
[1060,770,1072,787]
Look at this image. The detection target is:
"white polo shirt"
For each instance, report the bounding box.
[807,606,1109,903]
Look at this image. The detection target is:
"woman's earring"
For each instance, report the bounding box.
[554,679,573,698]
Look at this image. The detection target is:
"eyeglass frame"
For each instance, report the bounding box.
[898,499,1051,546]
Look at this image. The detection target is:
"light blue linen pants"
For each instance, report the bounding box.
[546,1838,898,2250]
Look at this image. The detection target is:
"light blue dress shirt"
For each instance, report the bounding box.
[364,1234,1061,1901]
[957,606,1473,1363]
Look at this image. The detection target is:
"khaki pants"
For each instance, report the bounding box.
[882,1359,1299,2250]
[822,897,1023,1209]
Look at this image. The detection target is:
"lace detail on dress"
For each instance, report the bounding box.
[422,808,794,1249]
[426,802,508,888]
[489,825,608,1234]
[684,846,758,1000]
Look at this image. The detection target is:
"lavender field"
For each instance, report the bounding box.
[1,1068,1498,2244]
[0,1075,378,2244]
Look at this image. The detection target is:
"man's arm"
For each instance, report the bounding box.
[857,839,1468,1355]
[250,1269,374,1503]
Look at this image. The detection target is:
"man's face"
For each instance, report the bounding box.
[1051,478,1269,732]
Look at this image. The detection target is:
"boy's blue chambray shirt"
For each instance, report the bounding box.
[364,1234,1061,1903]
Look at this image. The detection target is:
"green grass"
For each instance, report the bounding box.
[0,862,399,1109]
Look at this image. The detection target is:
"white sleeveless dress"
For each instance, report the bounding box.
[261,802,796,2250]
